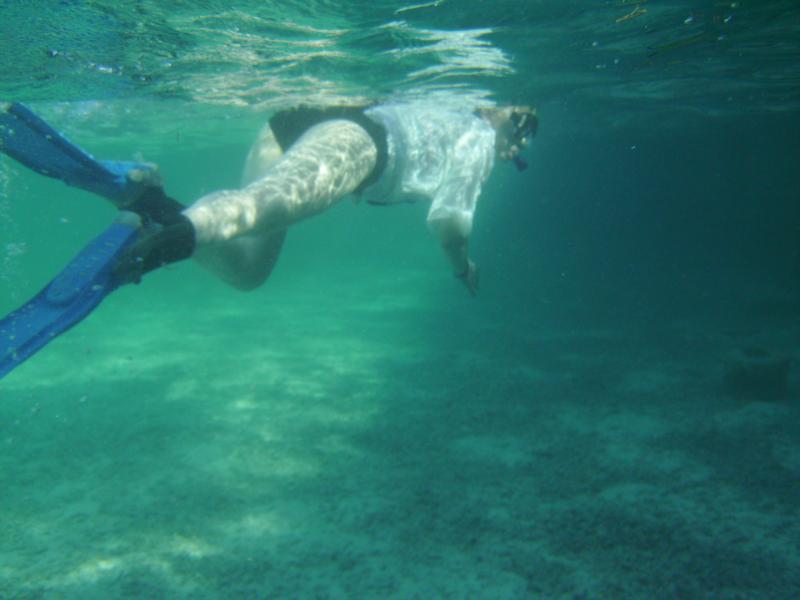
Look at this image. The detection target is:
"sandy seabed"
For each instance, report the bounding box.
[1,272,798,600]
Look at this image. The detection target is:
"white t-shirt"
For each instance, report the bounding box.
[364,103,496,237]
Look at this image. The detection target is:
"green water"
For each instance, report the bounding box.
[2,2,800,599]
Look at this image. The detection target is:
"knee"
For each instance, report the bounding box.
[192,244,272,291]
[223,271,268,291]
[195,262,267,291]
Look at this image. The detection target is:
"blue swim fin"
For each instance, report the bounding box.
[0,222,140,379]
[0,102,157,204]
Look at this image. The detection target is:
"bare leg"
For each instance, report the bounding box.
[184,119,377,289]
[190,123,288,290]
[190,230,288,290]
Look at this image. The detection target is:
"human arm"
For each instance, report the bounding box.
[425,124,494,296]
[430,215,479,296]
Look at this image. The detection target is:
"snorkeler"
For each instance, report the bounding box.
[0,100,537,377]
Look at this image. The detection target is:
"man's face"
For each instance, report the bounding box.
[495,108,537,162]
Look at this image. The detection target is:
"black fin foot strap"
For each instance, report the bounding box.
[115,186,196,283]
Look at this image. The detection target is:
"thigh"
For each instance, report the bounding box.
[241,123,283,186]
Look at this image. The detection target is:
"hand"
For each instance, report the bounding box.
[456,259,480,296]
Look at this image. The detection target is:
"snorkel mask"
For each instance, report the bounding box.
[509,109,537,172]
